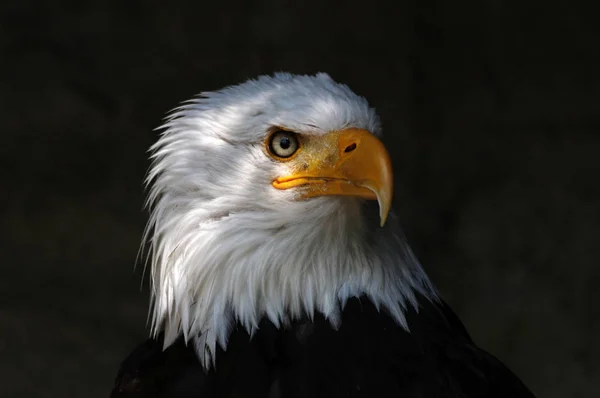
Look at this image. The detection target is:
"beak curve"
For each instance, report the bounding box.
[272,128,393,227]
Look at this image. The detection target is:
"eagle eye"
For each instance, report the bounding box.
[267,130,300,159]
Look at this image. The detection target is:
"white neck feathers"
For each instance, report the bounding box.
[145,195,437,369]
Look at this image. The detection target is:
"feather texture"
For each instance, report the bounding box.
[141,73,437,369]
[111,296,535,397]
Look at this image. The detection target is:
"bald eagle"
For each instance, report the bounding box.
[111,73,535,397]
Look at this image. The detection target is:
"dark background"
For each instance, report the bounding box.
[1,1,599,397]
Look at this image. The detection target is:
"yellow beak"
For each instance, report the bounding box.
[272,128,393,226]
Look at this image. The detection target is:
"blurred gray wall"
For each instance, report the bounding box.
[1,1,598,397]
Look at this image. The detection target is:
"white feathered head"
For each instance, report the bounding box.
[143,73,436,368]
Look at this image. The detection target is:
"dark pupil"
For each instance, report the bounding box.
[279,136,291,150]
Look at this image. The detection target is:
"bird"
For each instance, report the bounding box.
[111,73,535,397]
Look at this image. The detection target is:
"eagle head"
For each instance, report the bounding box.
[143,73,436,368]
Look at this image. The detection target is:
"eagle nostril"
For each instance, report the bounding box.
[344,143,357,153]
